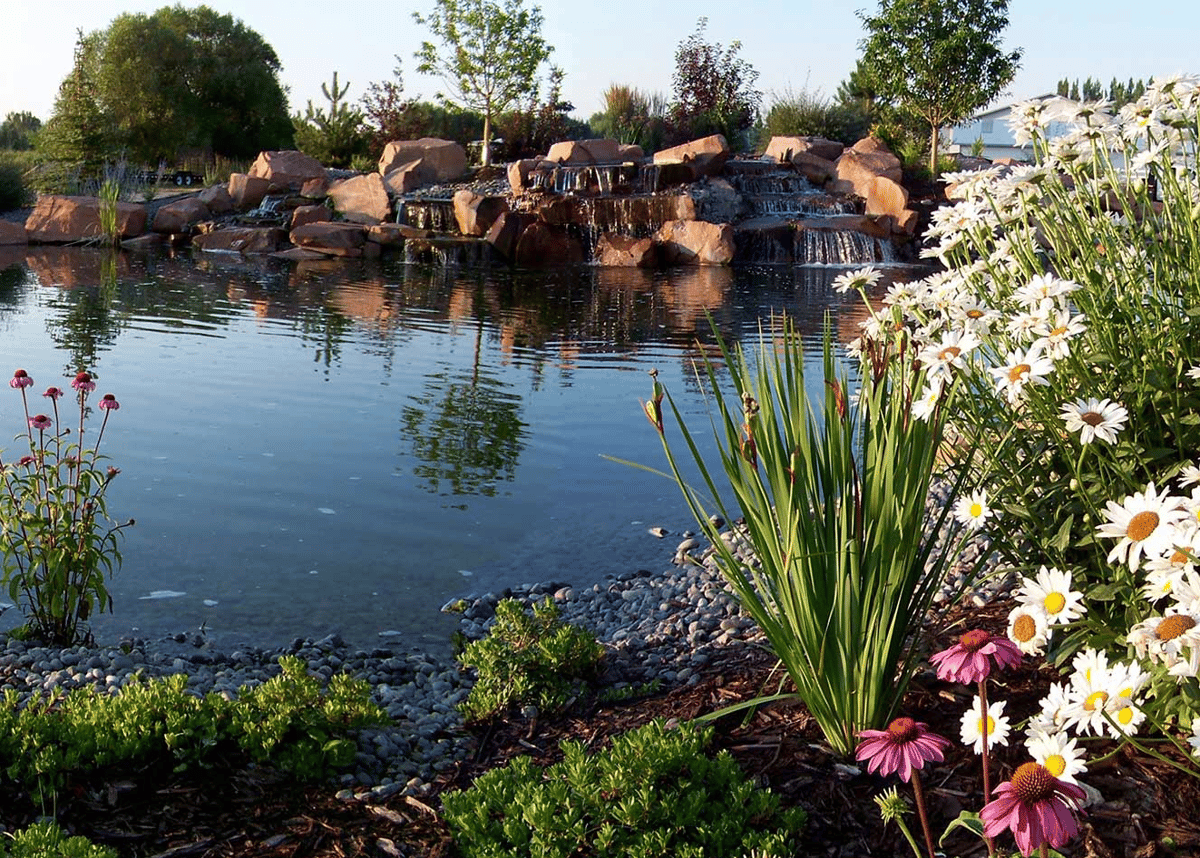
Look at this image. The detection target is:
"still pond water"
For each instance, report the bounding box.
[0,247,898,652]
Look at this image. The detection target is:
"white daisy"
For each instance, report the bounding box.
[1179,463,1200,488]
[1032,309,1087,360]
[1189,717,1200,759]
[1025,729,1088,784]
[1127,611,1200,679]
[960,697,1010,754]
[1013,273,1081,308]
[1006,604,1050,655]
[1170,571,1200,614]
[1187,366,1200,385]
[831,266,883,294]
[911,378,944,422]
[1016,566,1086,626]
[918,329,980,379]
[1027,682,1074,737]
[1095,482,1190,572]
[954,489,993,531]
[1060,398,1128,445]
[990,345,1055,406]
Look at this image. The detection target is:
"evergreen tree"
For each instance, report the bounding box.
[36,30,116,178]
[293,71,370,168]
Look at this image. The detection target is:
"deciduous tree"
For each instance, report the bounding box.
[413,0,553,166]
[670,18,761,150]
[859,0,1022,173]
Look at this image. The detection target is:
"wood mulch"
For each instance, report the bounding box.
[4,601,1199,857]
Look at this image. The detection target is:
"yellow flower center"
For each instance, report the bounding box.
[1008,363,1031,383]
[1127,510,1160,543]
[1044,592,1067,614]
[1044,754,1066,777]
[1050,325,1068,337]
[1080,411,1104,427]
[1117,707,1135,725]
[939,346,962,361]
[1156,614,1197,641]
[1011,762,1056,802]
[978,715,996,735]
[966,309,985,319]
[1084,691,1108,712]
[1012,613,1037,642]
[970,502,984,518]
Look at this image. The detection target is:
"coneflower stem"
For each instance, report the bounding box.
[910,771,937,858]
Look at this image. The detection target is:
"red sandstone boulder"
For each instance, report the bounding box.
[595,233,657,267]
[0,220,27,245]
[865,176,909,219]
[507,158,541,194]
[327,174,391,224]
[764,136,845,163]
[617,144,645,162]
[25,196,147,243]
[248,150,327,190]
[228,174,270,211]
[790,152,837,186]
[192,227,287,254]
[653,135,730,178]
[834,147,903,199]
[453,190,509,237]
[378,138,466,182]
[546,138,622,164]
[383,159,437,195]
[290,204,330,231]
[485,212,534,260]
[656,220,735,266]
[301,176,330,199]
[271,247,329,261]
[197,184,233,214]
[366,223,430,247]
[151,197,211,234]
[513,222,585,267]
[290,221,367,257]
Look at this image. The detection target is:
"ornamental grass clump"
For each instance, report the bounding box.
[643,312,984,755]
[0,369,132,645]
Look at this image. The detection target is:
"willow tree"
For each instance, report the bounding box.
[859,0,1022,173]
[413,0,552,166]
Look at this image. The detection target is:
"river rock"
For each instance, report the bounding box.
[595,233,657,267]
[151,197,211,234]
[25,195,147,243]
[656,220,735,266]
[327,173,391,224]
[764,135,845,163]
[249,150,327,190]
[290,204,330,231]
[378,138,466,183]
[506,158,541,194]
[290,222,367,257]
[513,222,584,267]
[790,152,837,186]
[484,211,533,260]
[383,159,437,195]
[366,223,430,247]
[690,177,744,223]
[192,226,287,254]
[197,184,233,214]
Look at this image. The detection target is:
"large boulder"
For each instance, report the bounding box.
[228,173,271,211]
[151,197,211,234]
[25,196,146,243]
[653,135,730,178]
[327,173,391,224]
[595,233,657,267]
[690,177,744,224]
[197,184,234,214]
[513,222,585,267]
[366,223,430,247]
[790,152,837,186]
[546,138,622,164]
[192,227,287,254]
[0,220,27,245]
[453,190,509,237]
[764,136,844,163]
[834,145,903,199]
[248,150,327,190]
[378,138,466,182]
[290,204,330,231]
[290,221,367,257]
[656,220,735,266]
[506,158,541,194]
[864,175,914,233]
[484,211,534,260]
[617,143,645,162]
[383,159,437,195]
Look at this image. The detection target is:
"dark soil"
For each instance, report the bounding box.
[6,600,1198,858]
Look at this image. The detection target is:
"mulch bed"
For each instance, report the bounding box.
[4,602,1199,857]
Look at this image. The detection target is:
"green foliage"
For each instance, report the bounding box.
[0,150,36,211]
[646,318,977,755]
[1056,75,1149,109]
[442,719,806,857]
[759,86,870,147]
[670,17,761,151]
[457,598,603,722]
[588,84,669,153]
[293,71,371,168]
[35,30,115,181]
[0,657,384,806]
[859,0,1023,173]
[495,65,586,161]
[0,821,117,858]
[0,112,42,151]
[0,371,131,645]
[414,0,554,165]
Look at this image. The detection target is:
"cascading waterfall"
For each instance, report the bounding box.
[399,200,459,234]
[796,229,896,265]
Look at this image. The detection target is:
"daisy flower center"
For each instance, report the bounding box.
[1117,706,1135,725]
[886,717,919,742]
[1044,592,1066,614]
[1084,691,1109,711]
[1157,615,1197,641]
[1012,613,1037,642]
[969,502,983,517]
[1044,754,1066,777]
[1050,325,1068,337]
[939,346,961,361]
[966,309,985,319]
[1169,548,1189,565]
[1008,363,1031,383]
[1126,510,1160,543]
[978,715,996,734]
[1080,411,1104,427]
[959,629,991,651]
[1011,762,1056,803]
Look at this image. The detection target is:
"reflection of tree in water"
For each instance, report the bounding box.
[400,320,526,504]
[296,304,352,369]
[0,264,25,312]
[44,253,123,374]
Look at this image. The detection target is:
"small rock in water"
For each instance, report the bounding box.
[648,526,669,538]
[708,514,725,530]
[675,538,699,555]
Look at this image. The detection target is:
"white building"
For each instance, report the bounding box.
[947,95,1077,162]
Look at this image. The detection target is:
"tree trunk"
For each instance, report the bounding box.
[929,123,940,176]
[482,107,492,168]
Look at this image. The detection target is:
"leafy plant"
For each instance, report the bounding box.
[0,369,132,645]
[0,150,35,211]
[759,86,869,147]
[0,821,117,858]
[441,719,806,857]
[643,315,980,755]
[669,17,761,150]
[457,597,603,722]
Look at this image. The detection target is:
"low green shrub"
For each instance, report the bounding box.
[759,87,870,147]
[457,598,603,722]
[0,150,35,211]
[442,719,807,857]
[0,821,117,858]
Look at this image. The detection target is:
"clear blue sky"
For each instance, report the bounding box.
[2,1,1197,125]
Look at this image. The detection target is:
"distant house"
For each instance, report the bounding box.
[946,95,1078,162]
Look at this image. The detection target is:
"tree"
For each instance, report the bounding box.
[859,0,1022,173]
[0,112,43,151]
[413,0,553,166]
[361,56,415,154]
[36,30,116,180]
[670,18,761,150]
[293,71,370,168]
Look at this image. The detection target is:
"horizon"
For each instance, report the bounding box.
[2,1,1197,130]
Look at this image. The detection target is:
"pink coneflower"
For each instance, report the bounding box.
[980,761,1086,856]
[99,394,120,411]
[856,717,951,782]
[930,629,1022,684]
[71,371,96,392]
[43,387,63,400]
[28,414,52,431]
[10,369,32,389]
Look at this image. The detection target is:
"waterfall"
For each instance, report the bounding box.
[796,229,896,265]
[399,200,459,234]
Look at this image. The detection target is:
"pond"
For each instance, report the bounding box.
[0,247,901,653]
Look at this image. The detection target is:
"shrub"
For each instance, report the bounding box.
[0,150,35,211]
[759,87,870,147]
[457,597,603,722]
[0,821,117,858]
[441,719,806,857]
